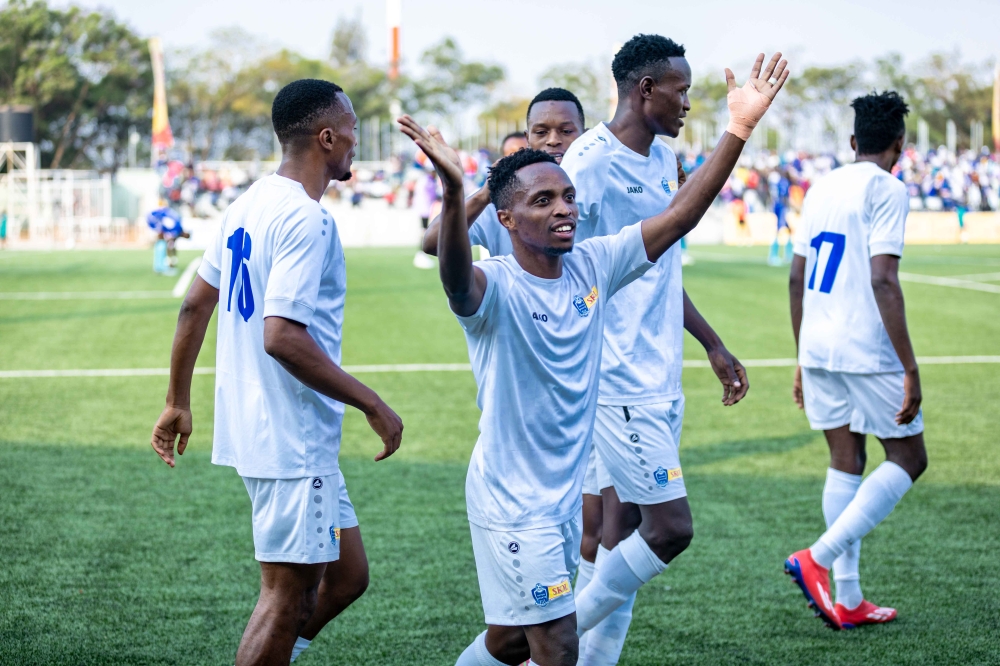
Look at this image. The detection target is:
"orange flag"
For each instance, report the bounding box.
[149,37,174,152]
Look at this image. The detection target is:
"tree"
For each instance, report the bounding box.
[538,61,609,126]
[402,37,504,117]
[0,0,152,170]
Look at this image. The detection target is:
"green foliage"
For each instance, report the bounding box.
[402,37,504,117]
[538,61,610,126]
[0,0,152,170]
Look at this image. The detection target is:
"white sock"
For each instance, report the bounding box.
[576,547,603,660]
[455,631,506,666]
[581,591,636,666]
[575,532,667,634]
[290,636,311,663]
[811,462,913,569]
[823,468,864,609]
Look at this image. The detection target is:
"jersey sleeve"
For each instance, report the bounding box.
[868,179,908,258]
[197,213,225,289]
[597,221,655,297]
[263,205,328,326]
[454,260,502,335]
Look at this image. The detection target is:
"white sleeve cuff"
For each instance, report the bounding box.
[869,241,903,258]
[263,298,315,326]
[197,260,221,289]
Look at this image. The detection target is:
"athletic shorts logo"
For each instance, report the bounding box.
[507,541,520,554]
[662,177,678,194]
[329,526,340,544]
[573,286,600,317]
[653,466,669,487]
[312,478,323,489]
[629,433,640,443]
[531,579,571,607]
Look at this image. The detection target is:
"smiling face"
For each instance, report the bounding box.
[642,57,691,138]
[497,162,579,256]
[527,101,585,164]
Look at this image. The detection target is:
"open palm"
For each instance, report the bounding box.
[725,52,789,100]
[397,115,464,188]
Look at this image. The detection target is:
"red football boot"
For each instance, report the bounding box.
[784,549,842,630]
[835,600,897,628]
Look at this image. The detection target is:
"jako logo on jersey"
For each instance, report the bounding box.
[532,580,571,607]
[329,526,341,544]
[312,478,323,489]
[507,541,520,554]
[532,312,548,322]
[573,286,600,317]
[661,177,678,194]
[627,186,643,194]
[629,433,640,443]
[226,227,254,321]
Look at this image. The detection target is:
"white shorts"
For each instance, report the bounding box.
[242,472,359,564]
[582,444,600,496]
[802,368,924,440]
[593,398,687,505]
[469,516,581,626]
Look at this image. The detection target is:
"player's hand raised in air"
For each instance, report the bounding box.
[151,404,192,468]
[397,116,464,190]
[724,52,789,140]
[706,346,749,406]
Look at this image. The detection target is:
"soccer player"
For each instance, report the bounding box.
[398,52,781,665]
[785,91,927,631]
[563,40,787,664]
[422,88,585,259]
[149,79,404,665]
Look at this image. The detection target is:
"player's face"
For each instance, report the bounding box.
[647,57,691,138]
[323,93,358,181]
[501,134,529,156]
[502,162,578,256]
[527,101,584,164]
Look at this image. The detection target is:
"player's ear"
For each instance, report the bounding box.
[318,127,335,150]
[638,76,656,101]
[497,209,516,231]
[849,135,857,152]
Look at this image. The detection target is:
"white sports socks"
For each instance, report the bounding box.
[290,636,311,663]
[575,532,667,634]
[581,590,636,666]
[576,547,602,660]
[811,462,913,570]
[822,468,864,609]
[455,631,507,666]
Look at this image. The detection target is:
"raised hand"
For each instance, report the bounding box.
[724,52,789,140]
[397,115,464,190]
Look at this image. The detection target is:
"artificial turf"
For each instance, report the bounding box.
[0,245,998,665]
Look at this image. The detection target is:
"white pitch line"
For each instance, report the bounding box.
[942,271,1000,282]
[0,290,176,300]
[172,257,202,298]
[2,357,999,379]
[898,272,1000,294]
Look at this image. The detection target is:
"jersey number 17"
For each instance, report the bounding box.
[807,232,846,293]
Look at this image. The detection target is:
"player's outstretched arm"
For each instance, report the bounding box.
[683,290,748,406]
[263,317,403,461]
[871,254,921,424]
[789,254,807,409]
[151,275,218,468]
[422,186,491,256]
[641,53,789,261]
[398,115,487,316]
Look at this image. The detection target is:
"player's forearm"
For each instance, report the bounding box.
[423,187,491,256]
[872,274,918,373]
[263,318,381,414]
[165,279,217,408]
[437,185,477,302]
[682,290,723,352]
[641,133,746,261]
[789,255,806,350]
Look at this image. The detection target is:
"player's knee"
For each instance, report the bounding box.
[643,521,693,560]
[580,531,601,562]
[345,566,370,604]
[533,623,578,666]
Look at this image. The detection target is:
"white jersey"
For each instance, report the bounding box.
[793,161,908,373]
[198,174,347,478]
[458,222,654,530]
[560,123,682,405]
[468,202,514,257]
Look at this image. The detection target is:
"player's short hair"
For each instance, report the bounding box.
[272,79,346,143]
[488,149,558,210]
[851,91,909,155]
[527,88,585,126]
[612,34,686,96]
[501,131,527,150]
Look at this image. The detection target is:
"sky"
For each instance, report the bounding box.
[60,0,999,95]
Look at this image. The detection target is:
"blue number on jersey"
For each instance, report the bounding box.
[226,227,254,321]
[807,231,846,293]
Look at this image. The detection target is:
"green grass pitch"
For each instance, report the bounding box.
[1,244,998,665]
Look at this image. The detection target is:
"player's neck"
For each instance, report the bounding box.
[276,154,334,201]
[854,152,895,173]
[511,244,564,280]
[607,109,655,157]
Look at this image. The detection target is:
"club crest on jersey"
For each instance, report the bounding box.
[662,177,678,194]
[654,466,683,487]
[573,286,599,317]
[532,580,571,607]
[329,526,341,544]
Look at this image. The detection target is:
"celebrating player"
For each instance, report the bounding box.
[567,39,787,664]
[785,91,927,630]
[398,50,780,664]
[150,79,403,665]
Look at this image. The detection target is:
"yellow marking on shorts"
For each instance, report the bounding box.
[334,528,341,541]
[668,468,683,481]
[548,579,571,600]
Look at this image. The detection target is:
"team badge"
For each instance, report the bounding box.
[531,580,571,607]
[329,525,341,544]
[661,177,678,194]
[573,286,600,317]
[653,466,669,487]
[312,478,323,489]
[508,541,520,554]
